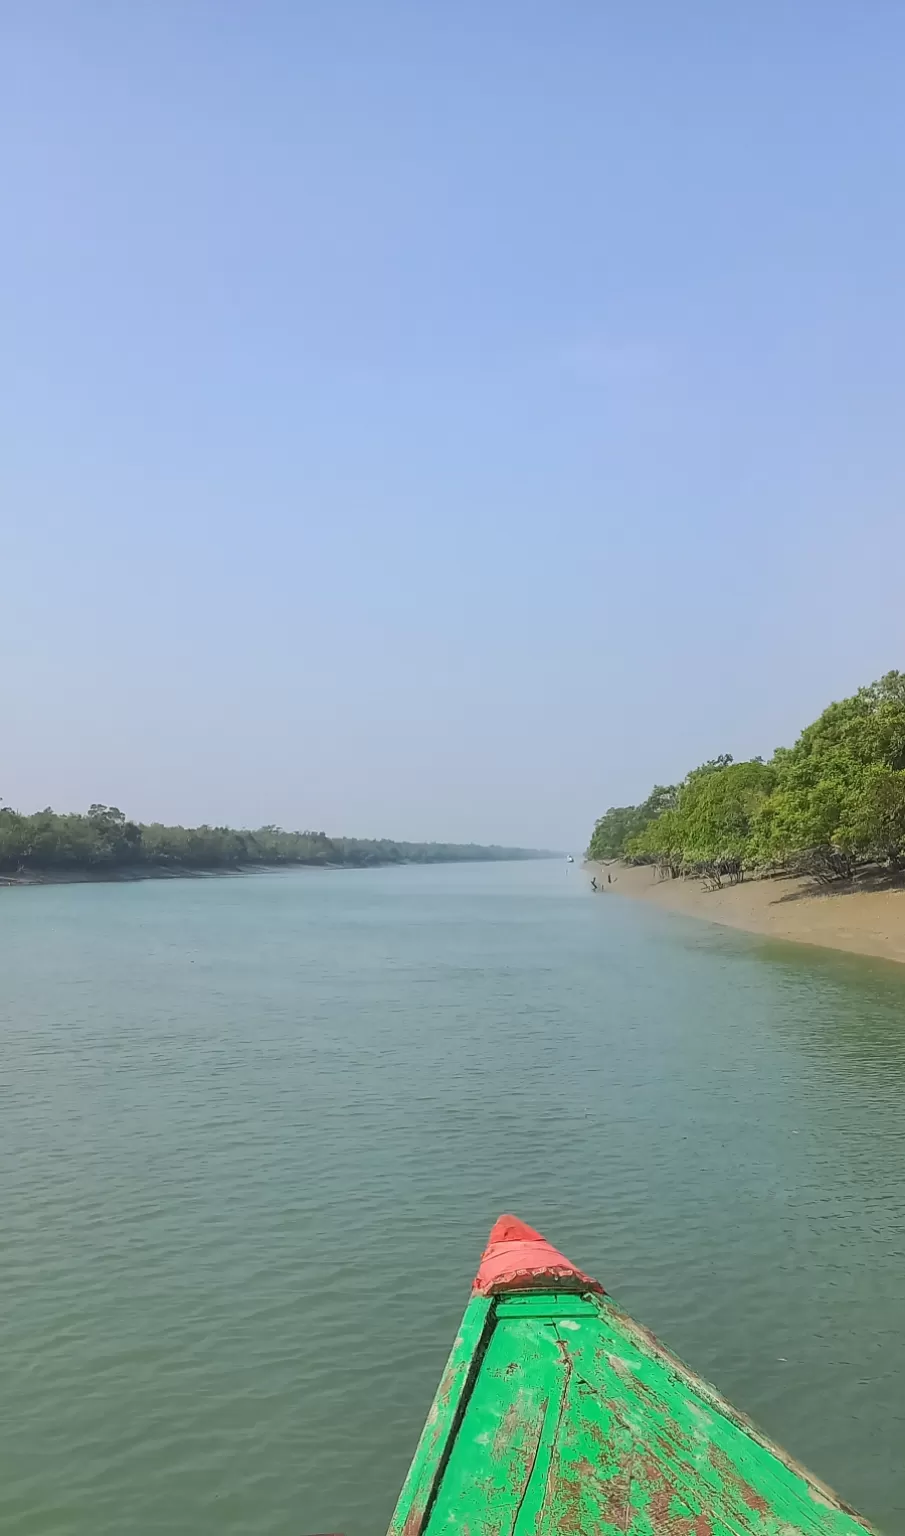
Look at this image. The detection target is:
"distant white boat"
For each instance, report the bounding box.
[566,855,574,863]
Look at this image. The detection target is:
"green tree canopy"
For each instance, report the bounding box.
[587,784,677,861]
[626,759,775,869]
[0,810,552,877]
[753,671,905,866]
[588,671,905,877]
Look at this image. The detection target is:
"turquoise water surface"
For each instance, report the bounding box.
[2,860,904,1533]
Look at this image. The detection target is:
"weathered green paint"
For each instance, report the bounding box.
[386,1294,492,1535]
[387,1290,875,1536]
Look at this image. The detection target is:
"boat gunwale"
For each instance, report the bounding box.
[386,1293,494,1536]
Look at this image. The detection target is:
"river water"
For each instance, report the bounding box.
[2,860,904,1534]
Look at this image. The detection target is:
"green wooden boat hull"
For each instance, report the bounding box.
[387,1217,875,1536]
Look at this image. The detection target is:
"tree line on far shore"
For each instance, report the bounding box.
[588,671,905,886]
[0,805,548,876]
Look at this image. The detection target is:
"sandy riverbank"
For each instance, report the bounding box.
[0,867,246,886]
[589,860,905,966]
[0,864,329,887]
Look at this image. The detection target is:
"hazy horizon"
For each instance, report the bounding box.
[5,3,905,850]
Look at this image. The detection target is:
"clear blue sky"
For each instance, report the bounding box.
[4,2,904,849]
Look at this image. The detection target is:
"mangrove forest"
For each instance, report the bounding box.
[588,671,905,885]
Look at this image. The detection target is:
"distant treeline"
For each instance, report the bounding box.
[588,671,905,886]
[0,806,550,876]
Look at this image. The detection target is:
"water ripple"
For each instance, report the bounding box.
[2,864,905,1533]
